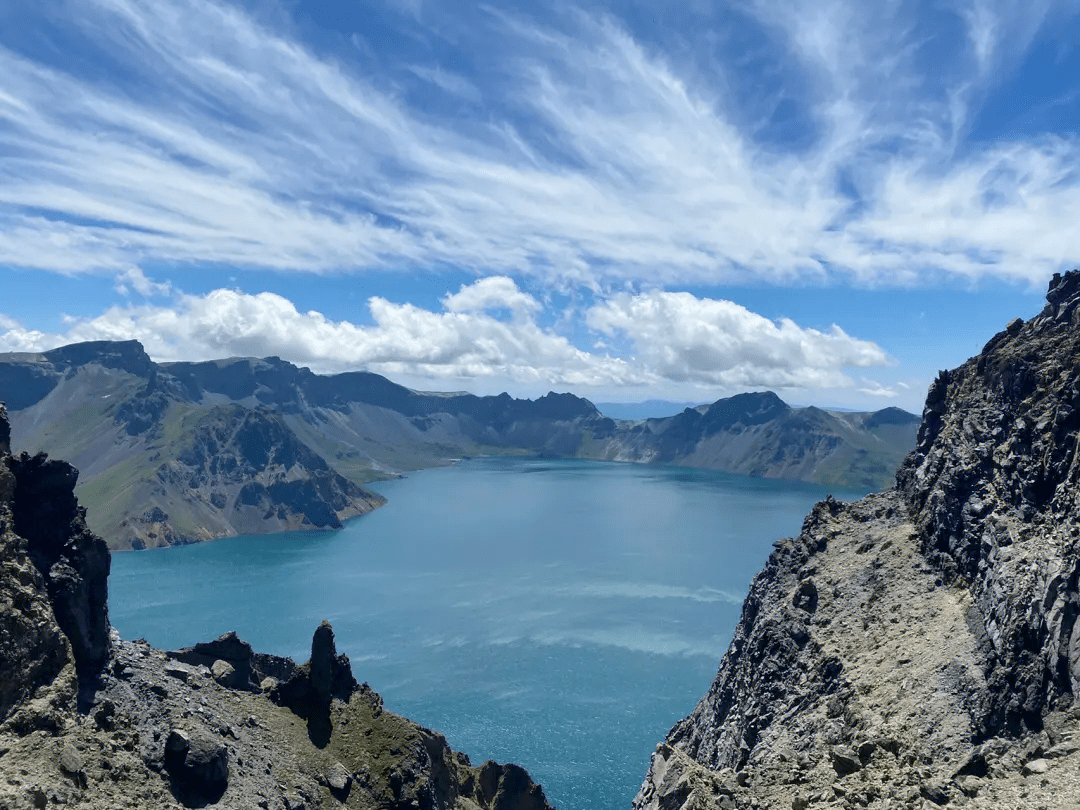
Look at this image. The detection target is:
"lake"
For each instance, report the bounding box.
[108,458,865,810]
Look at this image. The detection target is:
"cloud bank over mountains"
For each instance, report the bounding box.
[0,278,893,396]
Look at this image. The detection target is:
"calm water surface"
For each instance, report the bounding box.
[109,458,865,810]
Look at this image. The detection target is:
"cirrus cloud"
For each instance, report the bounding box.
[0,0,1076,288]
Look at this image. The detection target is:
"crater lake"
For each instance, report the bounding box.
[109,458,866,810]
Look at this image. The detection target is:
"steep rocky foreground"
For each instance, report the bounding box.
[636,271,1080,810]
[0,409,552,810]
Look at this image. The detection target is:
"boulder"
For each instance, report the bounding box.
[211,659,239,688]
[164,727,229,806]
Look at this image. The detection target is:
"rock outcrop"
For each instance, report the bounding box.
[0,401,111,726]
[0,404,554,810]
[8,449,111,681]
[636,271,1080,809]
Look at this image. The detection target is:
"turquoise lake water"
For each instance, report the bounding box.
[108,458,865,810]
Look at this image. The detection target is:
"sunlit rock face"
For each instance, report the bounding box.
[636,270,1080,810]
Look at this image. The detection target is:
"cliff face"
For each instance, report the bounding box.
[0,402,111,722]
[0,407,553,810]
[0,348,387,550]
[897,271,1080,735]
[117,405,385,548]
[636,271,1080,810]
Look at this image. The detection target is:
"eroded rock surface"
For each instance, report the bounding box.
[637,271,1080,809]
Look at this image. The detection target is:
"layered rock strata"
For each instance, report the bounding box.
[0,406,553,810]
[636,271,1080,809]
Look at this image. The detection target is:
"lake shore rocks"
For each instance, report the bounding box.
[0,401,554,810]
[636,270,1080,809]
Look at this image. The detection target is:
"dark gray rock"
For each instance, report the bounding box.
[830,747,860,776]
[59,743,83,775]
[897,269,1080,734]
[211,660,238,688]
[272,621,356,748]
[164,727,229,806]
[170,631,256,690]
[326,762,350,792]
[8,451,111,683]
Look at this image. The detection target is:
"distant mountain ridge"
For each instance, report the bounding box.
[594,393,919,489]
[0,341,918,549]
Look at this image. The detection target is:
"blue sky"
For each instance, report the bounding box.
[0,0,1076,412]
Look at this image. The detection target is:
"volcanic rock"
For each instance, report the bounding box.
[636,270,1080,809]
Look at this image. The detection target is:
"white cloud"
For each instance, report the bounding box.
[0,280,892,396]
[442,276,540,316]
[0,317,55,353]
[586,291,888,389]
[0,278,641,387]
[115,267,172,297]
[856,379,900,398]
[408,65,482,103]
[964,0,999,73]
[0,0,1075,288]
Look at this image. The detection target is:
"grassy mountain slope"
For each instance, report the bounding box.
[3,343,384,550]
[579,393,919,489]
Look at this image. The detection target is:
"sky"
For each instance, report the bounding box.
[1,0,1077,413]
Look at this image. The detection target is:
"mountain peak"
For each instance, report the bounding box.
[701,390,790,429]
[43,339,154,377]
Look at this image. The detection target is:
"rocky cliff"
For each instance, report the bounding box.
[635,271,1080,809]
[0,411,553,810]
[116,405,385,548]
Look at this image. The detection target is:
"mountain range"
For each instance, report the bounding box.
[0,340,917,550]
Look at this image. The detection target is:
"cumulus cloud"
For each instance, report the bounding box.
[0,0,1075,287]
[586,291,889,389]
[442,276,541,316]
[0,278,893,396]
[0,278,641,386]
